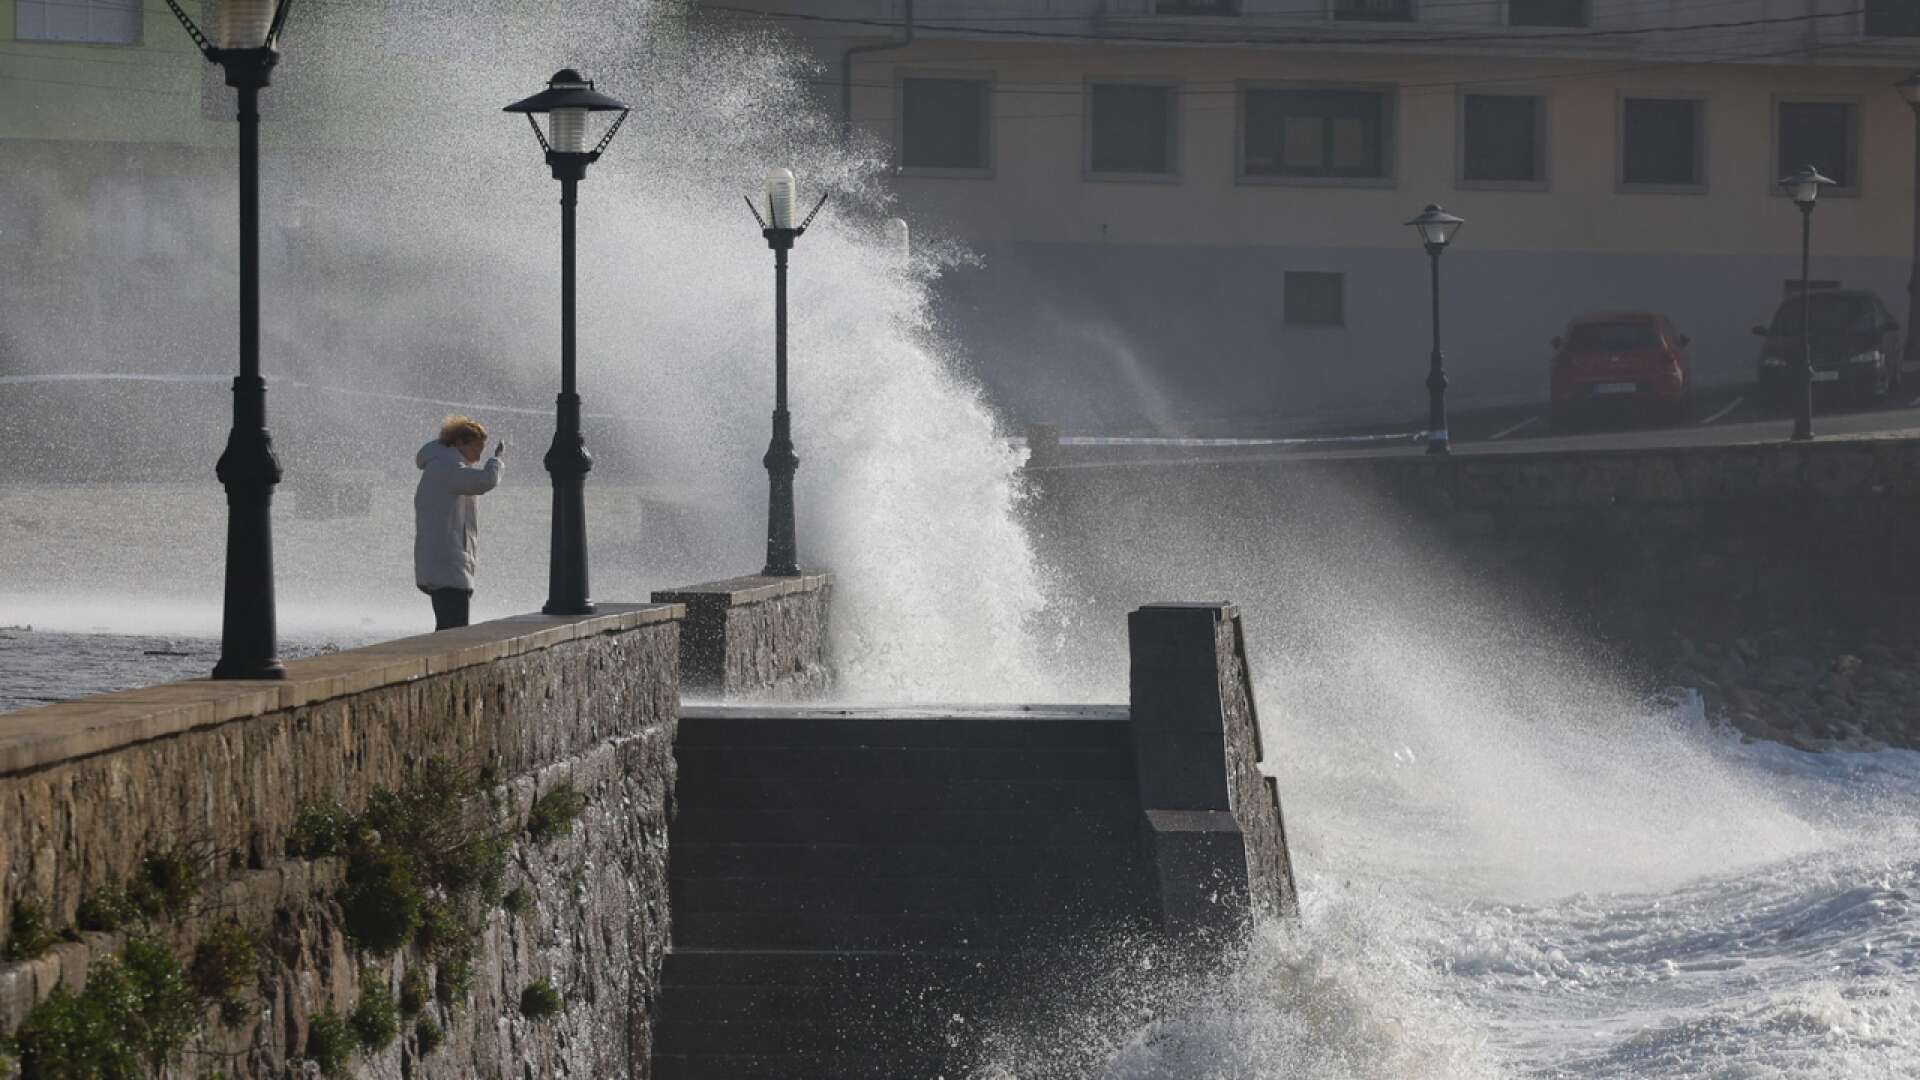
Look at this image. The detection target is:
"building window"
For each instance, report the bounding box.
[1088,83,1176,177]
[1508,0,1586,27]
[1777,101,1858,191]
[1156,0,1238,12]
[1461,94,1544,185]
[1620,97,1703,190]
[1866,0,1920,36]
[1284,272,1345,327]
[1243,88,1391,181]
[14,0,141,44]
[1333,0,1414,20]
[899,77,991,173]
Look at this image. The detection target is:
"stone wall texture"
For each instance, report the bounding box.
[0,605,683,1078]
[651,574,832,700]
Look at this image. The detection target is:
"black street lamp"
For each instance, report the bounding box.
[1780,165,1835,443]
[1406,204,1465,457]
[165,0,296,680]
[745,170,828,577]
[1897,73,1920,388]
[504,70,630,615]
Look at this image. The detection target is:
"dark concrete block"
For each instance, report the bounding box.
[1141,809,1250,936]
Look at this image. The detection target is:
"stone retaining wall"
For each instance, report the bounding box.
[0,604,682,1078]
[651,574,833,700]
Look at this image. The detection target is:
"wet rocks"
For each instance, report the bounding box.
[1663,633,1920,751]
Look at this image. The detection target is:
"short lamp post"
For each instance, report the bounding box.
[1898,73,1920,386]
[504,70,630,615]
[1781,165,1835,443]
[165,0,296,680]
[1406,204,1465,456]
[745,170,828,577]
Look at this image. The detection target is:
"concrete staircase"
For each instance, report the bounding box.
[651,705,1152,1079]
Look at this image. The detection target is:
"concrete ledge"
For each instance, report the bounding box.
[1142,809,1250,936]
[652,574,833,700]
[651,573,832,607]
[0,602,683,776]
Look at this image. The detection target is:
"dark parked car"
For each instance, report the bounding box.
[1549,311,1692,429]
[1753,289,1901,406]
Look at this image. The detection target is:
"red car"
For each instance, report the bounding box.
[1549,311,1693,428]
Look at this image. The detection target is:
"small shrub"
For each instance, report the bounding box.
[12,938,198,1074]
[349,974,399,1053]
[501,887,532,918]
[288,801,355,859]
[526,783,585,845]
[519,980,563,1021]
[3,904,55,962]
[414,1018,444,1057]
[127,851,201,921]
[398,966,428,1017]
[190,923,258,1026]
[75,886,136,933]
[434,952,475,1010]
[338,846,423,956]
[305,1009,354,1078]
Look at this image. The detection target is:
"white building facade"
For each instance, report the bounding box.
[703,0,1920,430]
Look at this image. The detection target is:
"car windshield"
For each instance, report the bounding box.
[1771,294,1879,336]
[1567,322,1661,352]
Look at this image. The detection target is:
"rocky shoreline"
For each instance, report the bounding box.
[1656,628,1920,752]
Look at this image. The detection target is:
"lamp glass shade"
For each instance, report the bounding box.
[1406,204,1465,249]
[1900,73,1920,108]
[767,169,797,230]
[550,107,589,154]
[886,217,910,261]
[217,0,277,49]
[1778,165,1835,206]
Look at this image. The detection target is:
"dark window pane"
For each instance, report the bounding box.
[1244,89,1388,179]
[1091,84,1173,174]
[1333,0,1413,21]
[901,78,989,170]
[1463,95,1539,182]
[1622,98,1698,186]
[1284,272,1345,326]
[1155,0,1238,12]
[1866,0,1920,36]
[1778,102,1854,189]
[1508,0,1586,27]
[1568,322,1661,351]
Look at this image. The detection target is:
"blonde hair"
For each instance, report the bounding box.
[438,415,488,447]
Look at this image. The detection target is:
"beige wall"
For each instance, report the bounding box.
[0,1,223,147]
[858,43,1920,261]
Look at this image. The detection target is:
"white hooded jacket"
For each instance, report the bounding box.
[414,440,503,591]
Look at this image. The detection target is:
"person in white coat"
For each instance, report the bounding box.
[414,416,504,630]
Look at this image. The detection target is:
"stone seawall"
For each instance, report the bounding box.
[652,575,832,700]
[1029,435,1920,749]
[0,606,683,1078]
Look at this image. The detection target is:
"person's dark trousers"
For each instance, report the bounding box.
[427,588,472,631]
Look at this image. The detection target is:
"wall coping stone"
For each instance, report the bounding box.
[651,573,832,607]
[0,602,683,777]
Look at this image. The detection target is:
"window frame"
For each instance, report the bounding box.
[1771,94,1863,199]
[1236,81,1398,189]
[894,70,995,180]
[1504,0,1589,28]
[1615,92,1709,195]
[1282,270,1347,329]
[1084,77,1182,184]
[12,0,144,46]
[1455,90,1549,192]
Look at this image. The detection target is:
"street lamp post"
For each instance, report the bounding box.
[164,0,296,680]
[1780,165,1835,443]
[504,70,630,615]
[1406,204,1465,457]
[1897,73,1920,389]
[745,170,828,577]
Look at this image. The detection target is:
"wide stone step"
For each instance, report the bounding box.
[652,1051,962,1080]
[669,806,1131,845]
[674,775,1138,813]
[668,841,1143,881]
[672,909,1148,949]
[661,946,1011,989]
[673,744,1137,783]
[676,705,1129,749]
[669,873,1145,919]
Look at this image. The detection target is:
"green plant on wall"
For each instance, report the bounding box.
[398,967,428,1017]
[2,904,55,963]
[519,980,563,1022]
[304,1009,353,1079]
[127,849,203,922]
[7,937,198,1076]
[73,887,137,934]
[526,782,586,845]
[349,973,399,1054]
[190,924,260,1027]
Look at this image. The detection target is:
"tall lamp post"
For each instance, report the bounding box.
[745,170,828,577]
[504,70,630,615]
[1780,165,1835,443]
[1406,204,1465,456]
[165,0,296,680]
[1897,73,1920,389]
